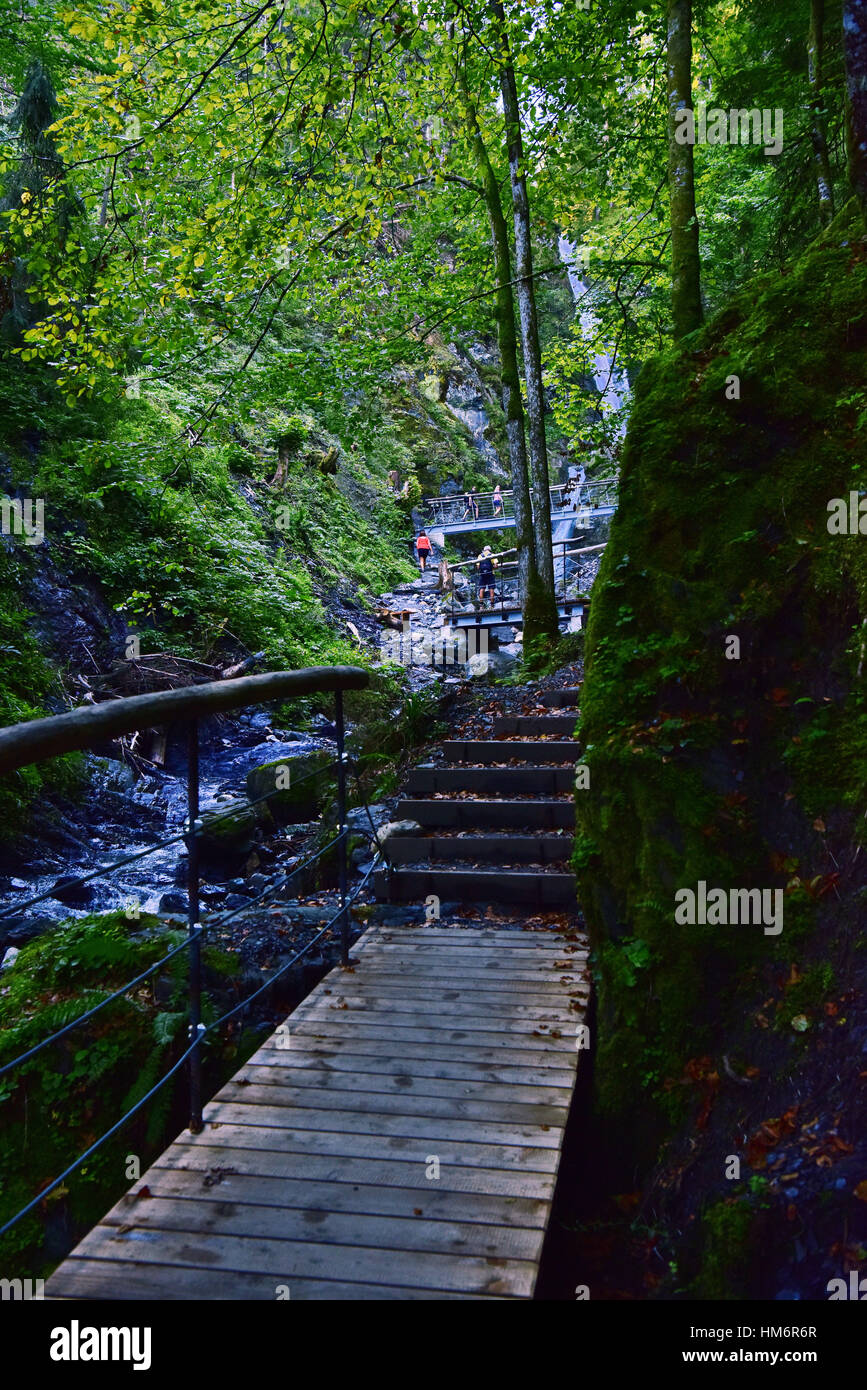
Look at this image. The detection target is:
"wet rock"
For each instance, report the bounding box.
[158,891,188,914]
[346,804,387,833]
[375,820,422,849]
[1,946,19,970]
[50,875,95,907]
[0,915,54,948]
[224,893,250,911]
[85,755,137,794]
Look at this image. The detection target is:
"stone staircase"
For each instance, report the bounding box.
[374,687,580,908]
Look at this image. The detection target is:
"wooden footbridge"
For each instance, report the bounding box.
[46,922,587,1300]
[1,669,588,1301]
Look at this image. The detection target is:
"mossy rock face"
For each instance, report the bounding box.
[575,202,867,1141]
[246,749,335,824]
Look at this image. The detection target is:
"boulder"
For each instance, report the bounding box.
[246,749,335,824]
[196,801,258,863]
[50,875,95,907]
[374,819,422,850]
[157,891,188,915]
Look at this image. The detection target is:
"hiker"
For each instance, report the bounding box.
[492,484,504,517]
[461,489,479,522]
[477,544,497,604]
[415,531,432,573]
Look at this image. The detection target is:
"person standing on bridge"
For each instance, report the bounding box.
[477,544,497,606]
[492,484,503,518]
[461,489,479,522]
[415,531,432,573]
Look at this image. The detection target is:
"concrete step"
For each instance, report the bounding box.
[440,740,578,765]
[396,798,574,829]
[373,867,577,906]
[537,688,581,708]
[403,766,576,796]
[384,835,573,865]
[492,715,578,737]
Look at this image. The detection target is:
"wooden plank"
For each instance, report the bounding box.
[182,1122,563,1172]
[287,1018,578,1052]
[360,929,579,948]
[201,1100,565,1149]
[232,1062,573,1107]
[132,1168,550,1228]
[52,1227,538,1297]
[153,1140,558,1198]
[257,1031,579,1071]
[243,1045,577,1088]
[214,1080,569,1128]
[318,975,589,1001]
[98,1196,545,1262]
[47,1260,505,1301]
[289,993,582,1026]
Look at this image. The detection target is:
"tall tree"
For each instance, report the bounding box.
[843,0,867,225]
[666,0,703,337]
[454,51,541,640]
[808,0,836,226]
[489,0,559,641]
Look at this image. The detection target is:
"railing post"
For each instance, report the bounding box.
[186,719,203,1134]
[335,690,350,966]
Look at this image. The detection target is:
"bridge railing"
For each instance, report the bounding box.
[0,665,373,1242]
[423,477,618,528]
[444,538,607,619]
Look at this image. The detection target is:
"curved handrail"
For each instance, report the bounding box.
[0,665,369,774]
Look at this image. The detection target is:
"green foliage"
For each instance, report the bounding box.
[0,912,233,1273]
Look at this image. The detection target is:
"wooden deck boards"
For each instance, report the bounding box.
[45,924,588,1301]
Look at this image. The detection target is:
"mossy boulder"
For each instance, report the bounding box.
[197,801,257,863]
[245,749,335,824]
[575,201,867,1143]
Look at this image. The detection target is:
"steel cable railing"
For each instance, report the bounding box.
[0,666,375,1239]
[0,849,383,1242]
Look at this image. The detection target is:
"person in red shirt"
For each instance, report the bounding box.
[415,531,432,572]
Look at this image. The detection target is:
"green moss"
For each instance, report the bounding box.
[0,912,235,1274]
[576,200,867,1136]
[690,1185,773,1299]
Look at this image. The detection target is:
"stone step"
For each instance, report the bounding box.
[373,867,577,906]
[384,835,573,865]
[403,766,576,796]
[491,715,578,737]
[537,688,581,708]
[396,799,574,829]
[440,741,578,765]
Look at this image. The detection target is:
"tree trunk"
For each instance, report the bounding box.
[666,0,704,337]
[455,62,540,637]
[489,1,559,642]
[808,0,835,226]
[843,0,867,225]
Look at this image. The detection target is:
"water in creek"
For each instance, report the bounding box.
[0,711,329,948]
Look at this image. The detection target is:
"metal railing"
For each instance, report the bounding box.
[423,477,619,529]
[443,538,606,622]
[0,665,373,1240]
